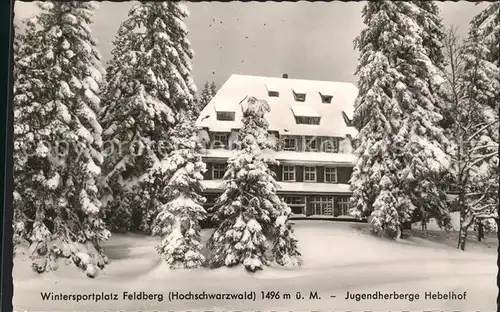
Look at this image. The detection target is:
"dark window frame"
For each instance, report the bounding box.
[216,111,235,121]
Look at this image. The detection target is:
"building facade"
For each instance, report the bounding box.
[196,74,359,219]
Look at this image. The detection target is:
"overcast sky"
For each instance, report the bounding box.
[14,1,489,91]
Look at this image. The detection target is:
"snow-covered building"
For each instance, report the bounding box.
[196,74,358,219]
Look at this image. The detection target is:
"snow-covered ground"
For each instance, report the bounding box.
[13,221,497,312]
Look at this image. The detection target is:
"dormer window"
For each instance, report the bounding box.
[291,105,321,125]
[216,111,235,121]
[293,90,306,102]
[214,100,236,121]
[266,84,279,97]
[319,92,333,104]
[295,116,320,125]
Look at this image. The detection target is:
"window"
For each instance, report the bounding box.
[320,137,339,153]
[295,116,320,125]
[216,111,235,121]
[282,166,296,181]
[283,196,306,215]
[304,166,316,182]
[293,91,306,102]
[212,163,227,179]
[213,133,229,149]
[283,136,297,151]
[305,136,317,152]
[283,196,305,205]
[320,92,333,104]
[309,196,334,216]
[335,197,351,217]
[324,167,338,183]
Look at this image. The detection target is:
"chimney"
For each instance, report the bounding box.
[282,73,288,79]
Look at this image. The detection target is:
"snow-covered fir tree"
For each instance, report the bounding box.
[100,2,198,234]
[209,81,217,97]
[412,1,451,132]
[471,2,499,68]
[197,80,217,111]
[349,1,450,239]
[12,22,26,249]
[206,97,300,272]
[414,1,446,69]
[198,81,211,109]
[443,3,499,250]
[12,23,20,69]
[13,2,109,277]
[150,110,207,268]
[412,1,453,229]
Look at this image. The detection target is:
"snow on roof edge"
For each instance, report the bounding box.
[200,180,352,194]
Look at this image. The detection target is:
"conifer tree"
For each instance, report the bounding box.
[206,97,300,272]
[350,1,450,238]
[151,111,207,268]
[197,81,211,110]
[414,1,446,69]
[13,22,27,249]
[12,23,20,68]
[13,2,109,277]
[197,80,216,111]
[209,81,217,97]
[470,2,499,68]
[101,2,198,234]
[412,1,452,229]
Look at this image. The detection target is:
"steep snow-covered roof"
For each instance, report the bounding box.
[318,88,334,97]
[292,87,307,94]
[214,99,235,112]
[265,83,279,92]
[196,74,358,138]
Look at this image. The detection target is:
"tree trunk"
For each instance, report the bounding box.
[399,221,412,239]
[457,192,467,250]
[396,226,402,240]
[477,221,484,242]
[457,227,467,251]
[420,209,427,231]
[421,217,427,232]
